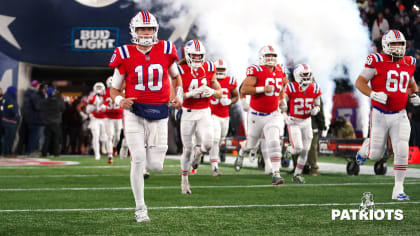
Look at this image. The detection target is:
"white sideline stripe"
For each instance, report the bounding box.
[2,182,420,191]
[0,174,128,178]
[1,201,420,213]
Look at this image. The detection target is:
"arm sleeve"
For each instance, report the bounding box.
[169,62,180,78]
[359,67,377,81]
[108,47,126,75]
[111,68,124,90]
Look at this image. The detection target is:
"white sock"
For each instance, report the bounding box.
[130,162,145,209]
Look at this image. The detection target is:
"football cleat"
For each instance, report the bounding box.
[292,174,306,184]
[249,150,257,162]
[272,172,284,185]
[233,155,244,172]
[392,193,410,201]
[181,180,192,195]
[355,152,367,165]
[134,206,150,223]
[192,148,203,170]
[108,157,113,164]
[212,167,221,177]
[190,168,197,175]
[143,171,150,180]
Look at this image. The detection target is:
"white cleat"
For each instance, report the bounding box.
[134,206,150,222]
[249,150,257,162]
[392,192,410,201]
[192,147,203,170]
[212,167,221,177]
[181,180,192,195]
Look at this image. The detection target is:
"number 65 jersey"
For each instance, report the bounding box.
[365,53,416,112]
[108,41,178,105]
[248,64,286,114]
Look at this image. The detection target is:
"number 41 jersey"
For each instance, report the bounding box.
[365,53,416,112]
[108,41,178,105]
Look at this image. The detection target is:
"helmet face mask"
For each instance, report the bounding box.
[214,59,227,79]
[382,30,406,58]
[258,45,278,66]
[130,11,159,46]
[184,40,206,69]
[93,82,105,95]
[293,64,313,90]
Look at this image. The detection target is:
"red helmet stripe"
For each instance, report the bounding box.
[193,40,200,51]
[141,11,150,24]
[392,30,400,39]
[268,46,274,52]
[302,64,308,70]
[219,59,223,65]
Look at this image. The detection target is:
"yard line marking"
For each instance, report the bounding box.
[0,165,184,169]
[1,201,420,213]
[1,182,420,191]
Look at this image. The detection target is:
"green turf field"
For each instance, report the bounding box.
[1,156,419,235]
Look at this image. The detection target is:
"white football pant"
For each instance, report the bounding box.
[123,109,168,209]
[286,116,313,175]
[180,108,213,175]
[209,115,230,169]
[358,108,410,194]
[105,118,123,157]
[88,116,107,160]
[241,108,285,174]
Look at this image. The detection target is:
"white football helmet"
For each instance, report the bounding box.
[93,82,106,95]
[184,40,206,69]
[382,30,406,57]
[106,76,112,88]
[258,45,277,66]
[293,64,313,89]
[214,59,227,79]
[129,11,159,46]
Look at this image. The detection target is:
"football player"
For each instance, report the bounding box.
[234,45,288,185]
[208,59,239,176]
[178,39,222,194]
[86,82,107,161]
[283,64,322,184]
[355,30,419,200]
[109,11,182,222]
[103,76,123,164]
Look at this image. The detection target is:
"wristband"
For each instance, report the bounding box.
[256,86,265,94]
[115,95,124,105]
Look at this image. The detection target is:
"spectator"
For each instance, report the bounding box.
[21,80,46,156]
[371,12,390,42]
[307,98,326,176]
[383,7,395,28]
[1,86,19,156]
[41,87,65,157]
[330,116,356,139]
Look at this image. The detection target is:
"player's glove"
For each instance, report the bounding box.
[410,94,420,106]
[370,91,387,104]
[311,106,320,116]
[241,98,249,112]
[220,97,232,106]
[185,88,202,98]
[279,99,287,113]
[200,85,215,98]
[99,104,107,112]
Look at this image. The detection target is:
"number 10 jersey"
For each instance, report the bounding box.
[108,41,178,105]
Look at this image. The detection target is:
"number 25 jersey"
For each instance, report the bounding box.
[365,53,416,112]
[108,41,178,105]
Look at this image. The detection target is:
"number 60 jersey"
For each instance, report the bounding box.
[365,53,416,112]
[108,41,178,105]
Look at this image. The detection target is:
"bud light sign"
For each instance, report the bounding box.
[72,27,119,51]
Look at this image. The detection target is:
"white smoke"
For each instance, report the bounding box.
[135,0,372,135]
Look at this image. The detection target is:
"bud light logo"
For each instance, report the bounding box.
[72,27,119,51]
